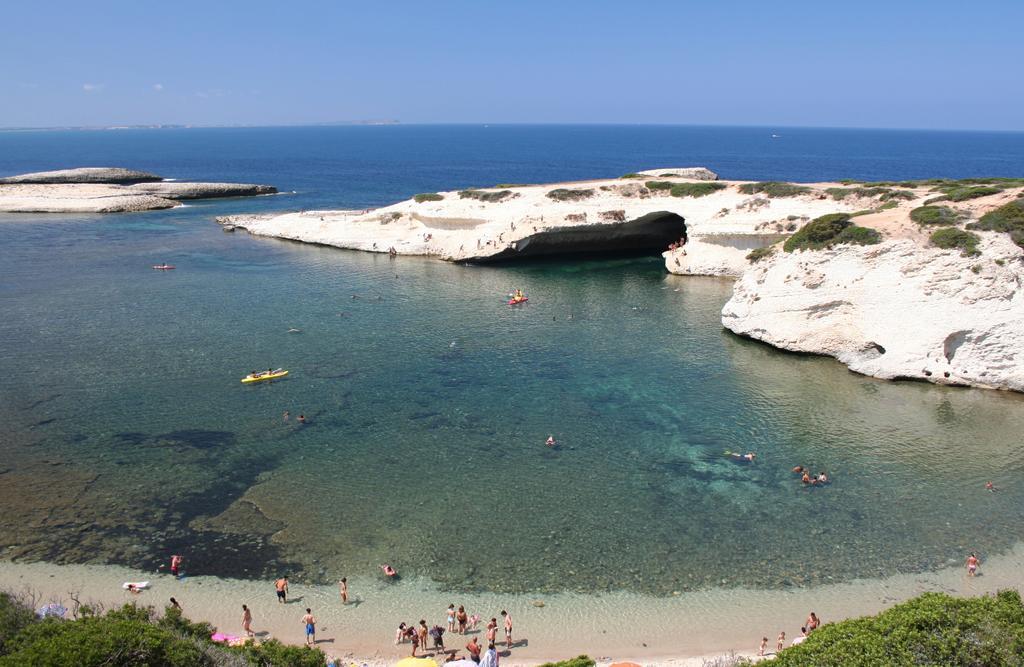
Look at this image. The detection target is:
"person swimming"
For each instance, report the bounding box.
[793,465,805,473]
[381,564,397,577]
[727,451,755,462]
[545,436,556,447]
[817,472,829,484]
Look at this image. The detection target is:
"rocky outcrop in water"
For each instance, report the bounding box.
[0,167,162,185]
[0,168,277,213]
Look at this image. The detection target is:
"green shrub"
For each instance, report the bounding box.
[546,188,594,201]
[413,192,443,203]
[772,590,1024,667]
[459,189,515,203]
[619,173,643,179]
[971,198,1024,233]
[0,592,36,655]
[737,181,811,197]
[230,638,326,666]
[879,189,916,201]
[644,180,673,191]
[910,205,959,225]
[669,182,726,198]
[746,246,775,263]
[0,610,207,666]
[493,183,529,188]
[783,213,881,252]
[538,656,597,667]
[943,186,1003,201]
[930,227,981,256]
[825,186,890,200]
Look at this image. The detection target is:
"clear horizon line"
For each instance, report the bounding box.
[2,120,1024,134]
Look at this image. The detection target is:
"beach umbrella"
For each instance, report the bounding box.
[394,659,437,667]
[36,603,66,619]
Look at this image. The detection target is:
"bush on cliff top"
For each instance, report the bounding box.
[910,205,959,226]
[459,189,515,203]
[746,246,775,263]
[783,213,881,252]
[770,590,1024,667]
[930,227,981,257]
[967,198,1024,249]
[546,188,594,201]
[413,192,443,203]
[670,182,726,198]
[738,181,811,198]
[645,180,673,191]
[942,185,1004,202]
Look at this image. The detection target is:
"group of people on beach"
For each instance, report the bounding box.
[397,605,513,665]
[760,611,822,656]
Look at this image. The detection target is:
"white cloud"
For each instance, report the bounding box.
[153,83,164,92]
[82,83,103,92]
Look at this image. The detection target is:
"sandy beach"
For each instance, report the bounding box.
[3,541,1023,665]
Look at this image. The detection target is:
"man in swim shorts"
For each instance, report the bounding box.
[501,609,513,647]
[275,576,288,603]
[302,607,316,645]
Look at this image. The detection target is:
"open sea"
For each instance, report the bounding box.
[3,124,1024,596]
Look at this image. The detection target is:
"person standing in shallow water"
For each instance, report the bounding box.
[170,554,182,578]
[338,577,348,604]
[274,576,288,603]
[486,617,497,645]
[966,552,980,576]
[457,605,468,634]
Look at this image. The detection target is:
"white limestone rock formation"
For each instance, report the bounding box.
[0,167,162,184]
[721,235,1024,391]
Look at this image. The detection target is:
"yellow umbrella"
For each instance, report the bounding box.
[395,658,438,667]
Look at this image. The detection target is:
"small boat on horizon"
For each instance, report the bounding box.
[152,264,176,270]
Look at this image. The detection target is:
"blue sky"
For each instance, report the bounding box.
[3,0,1022,130]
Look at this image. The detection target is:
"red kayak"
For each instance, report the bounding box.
[508,297,528,305]
[152,264,176,270]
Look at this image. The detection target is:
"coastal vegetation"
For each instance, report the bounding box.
[546,188,595,201]
[768,590,1024,667]
[646,180,726,197]
[825,187,915,201]
[783,213,881,252]
[413,193,443,203]
[746,246,775,263]
[738,181,811,198]
[459,189,516,203]
[620,173,643,179]
[0,594,324,666]
[910,205,959,226]
[493,183,529,188]
[968,198,1024,248]
[538,656,595,667]
[930,227,981,256]
[941,185,1004,202]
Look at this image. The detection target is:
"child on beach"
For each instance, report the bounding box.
[759,637,767,656]
[777,631,785,653]
[302,608,316,646]
[966,552,980,576]
[447,604,456,632]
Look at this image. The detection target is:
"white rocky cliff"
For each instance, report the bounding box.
[722,206,1024,392]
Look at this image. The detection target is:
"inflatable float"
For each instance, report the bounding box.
[508,297,528,305]
[241,369,289,384]
[152,264,176,270]
[122,581,150,590]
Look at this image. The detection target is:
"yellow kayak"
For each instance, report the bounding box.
[241,369,289,384]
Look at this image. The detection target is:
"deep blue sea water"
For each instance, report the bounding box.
[2,125,1024,594]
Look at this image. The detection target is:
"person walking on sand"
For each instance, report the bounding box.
[302,607,316,646]
[339,577,348,604]
[777,631,785,653]
[242,604,253,637]
[275,576,289,603]
[966,552,980,576]
[500,610,513,647]
[759,636,767,656]
[486,617,497,645]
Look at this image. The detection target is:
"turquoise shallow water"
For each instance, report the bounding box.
[3,206,1024,595]
[4,125,1024,595]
